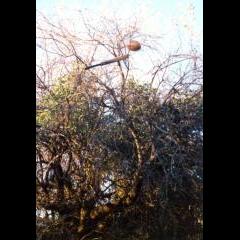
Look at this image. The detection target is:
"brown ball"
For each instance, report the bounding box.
[127,40,141,51]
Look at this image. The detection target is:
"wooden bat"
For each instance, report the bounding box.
[85,54,129,70]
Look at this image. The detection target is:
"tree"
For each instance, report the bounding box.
[36,9,202,240]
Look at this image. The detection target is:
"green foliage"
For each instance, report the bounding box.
[36,73,202,240]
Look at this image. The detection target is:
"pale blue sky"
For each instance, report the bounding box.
[36,0,202,84]
[36,0,202,51]
[36,0,202,29]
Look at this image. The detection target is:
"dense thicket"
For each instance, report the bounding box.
[36,75,202,240]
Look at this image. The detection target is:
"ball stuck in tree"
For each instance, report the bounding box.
[127,40,141,51]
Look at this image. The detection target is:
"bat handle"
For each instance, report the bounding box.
[85,63,102,70]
